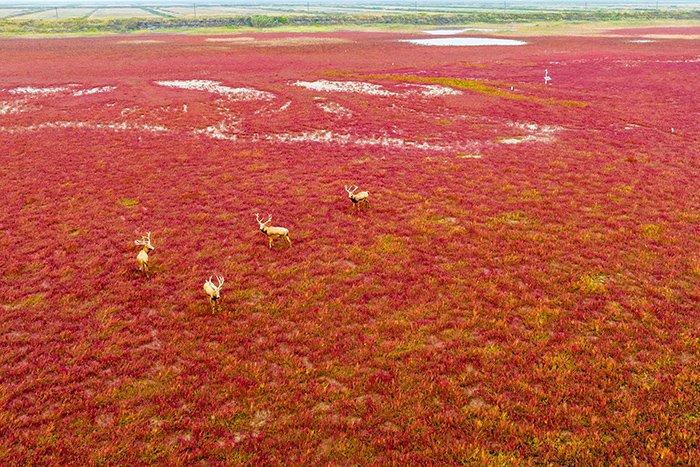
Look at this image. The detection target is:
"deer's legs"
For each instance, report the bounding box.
[285,235,291,246]
[268,237,273,249]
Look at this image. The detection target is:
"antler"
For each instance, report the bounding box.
[256,213,272,225]
[206,275,224,290]
[345,185,358,195]
[255,212,271,226]
[134,231,152,246]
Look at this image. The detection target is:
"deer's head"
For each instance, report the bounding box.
[344,185,359,199]
[205,275,224,300]
[255,213,272,233]
[134,232,154,252]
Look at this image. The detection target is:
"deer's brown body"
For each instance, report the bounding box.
[203,275,224,312]
[345,185,370,209]
[256,213,291,248]
[134,232,155,277]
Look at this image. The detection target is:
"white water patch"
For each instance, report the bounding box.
[0,100,28,115]
[279,101,291,111]
[9,85,72,96]
[662,58,700,63]
[422,28,496,35]
[354,135,461,152]
[6,84,114,98]
[500,135,549,144]
[628,39,656,43]
[0,121,170,135]
[155,80,275,101]
[457,153,483,159]
[400,37,526,47]
[500,122,562,145]
[193,118,240,141]
[205,37,255,43]
[261,130,351,145]
[73,86,116,96]
[404,84,462,97]
[509,122,562,132]
[120,106,137,116]
[258,129,477,152]
[294,80,397,97]
[317,101,352,117]
[614,57,700,65]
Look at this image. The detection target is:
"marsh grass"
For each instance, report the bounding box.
[577,273,608,295]
[356,73,588,107]
[118,197,139,208]
[488,211,531,226]
[640,223,663,240]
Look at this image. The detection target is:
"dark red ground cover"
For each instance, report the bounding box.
[0,29,698,464]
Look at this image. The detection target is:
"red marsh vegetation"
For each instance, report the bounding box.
[0,29,698,463]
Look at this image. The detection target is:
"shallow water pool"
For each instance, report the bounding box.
[401,37,527,46]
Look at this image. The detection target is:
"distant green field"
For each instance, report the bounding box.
[0,7,697,36]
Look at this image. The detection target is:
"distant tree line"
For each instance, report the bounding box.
[0,9,697,35]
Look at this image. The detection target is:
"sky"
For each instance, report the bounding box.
[0,0,696,7]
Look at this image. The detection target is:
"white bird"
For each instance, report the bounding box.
[544,69,552,85]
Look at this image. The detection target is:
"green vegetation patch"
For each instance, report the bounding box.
[360,73,588,107]
[576,272,608,295]
[118,197,140,208]
[1,9,697,36]
[640,223,663,240]
[7,293,46,310]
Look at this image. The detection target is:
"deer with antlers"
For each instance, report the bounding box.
[255,213,291,249]
[134,232,155,277]
[344,185,370,209]
[203,275,224,312]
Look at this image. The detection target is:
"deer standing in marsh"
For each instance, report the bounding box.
[203,275,224,312]
[344,185,370,209]
[256,213,291,248]
[134,232,155,277]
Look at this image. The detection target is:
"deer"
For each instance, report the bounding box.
[544,69,552,85]
[134,232,155,277]
[255,213,291,249]
[344,185,370,209]
[203,275,224,312]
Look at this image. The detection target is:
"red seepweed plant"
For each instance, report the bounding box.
[0,27,698,464]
